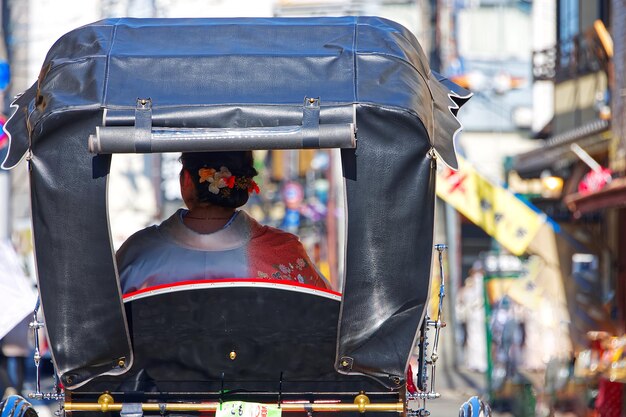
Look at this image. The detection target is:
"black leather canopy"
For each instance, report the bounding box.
[2,17,469,390]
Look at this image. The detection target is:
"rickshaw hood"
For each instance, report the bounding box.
[1,17,469,389]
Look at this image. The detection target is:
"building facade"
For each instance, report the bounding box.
[512,0,626,411]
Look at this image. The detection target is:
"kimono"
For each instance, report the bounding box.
[117,209,329,293]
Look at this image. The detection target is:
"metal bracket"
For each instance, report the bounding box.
[302,97,320,148]
[134,98,152,153]
[406,392,440,417]
[408,243,449,415]
[406,396,436,417]
[91,95,355,154]
[277,371,283,408]
[121,403,144,417]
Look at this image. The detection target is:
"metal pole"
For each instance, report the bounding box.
[0,170,9,240]
[0,0,9,241]
[444,202,461,368]
[612,0,626,170]
[65,402,405,413]
[65,392,404,414]
[428,0,441,72]
[483,274,494,402]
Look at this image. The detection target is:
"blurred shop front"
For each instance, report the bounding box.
[512,131,626,416]
[436,154,574,415]
[509,5,626,413]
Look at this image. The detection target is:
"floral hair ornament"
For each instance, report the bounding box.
[198,166,260,195]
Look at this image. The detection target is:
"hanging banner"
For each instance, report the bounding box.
[436,156,544,255]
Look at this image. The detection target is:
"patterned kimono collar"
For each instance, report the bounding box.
[158,208,256,251]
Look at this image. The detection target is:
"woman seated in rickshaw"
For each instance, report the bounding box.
[116,151,330,293]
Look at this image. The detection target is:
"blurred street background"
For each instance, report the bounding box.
[2,0,626,416]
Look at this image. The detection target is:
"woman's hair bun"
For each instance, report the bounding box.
[181,151,258,208]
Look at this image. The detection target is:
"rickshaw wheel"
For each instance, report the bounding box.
[459,396,492,417]
[0,395,38,417]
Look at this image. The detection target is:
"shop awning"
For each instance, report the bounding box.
[564,177,626,215]
[512,119,611,178]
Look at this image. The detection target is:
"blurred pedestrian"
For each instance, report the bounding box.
[0,351,12,399]
[456,261,487,372]
[0,240,37,399]
[490,296,524,379]
[0,316,31,398]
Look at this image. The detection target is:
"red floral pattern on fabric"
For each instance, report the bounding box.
[256,257,317,285]
[248,222,328,289]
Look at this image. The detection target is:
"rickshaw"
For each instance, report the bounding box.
[0,16,487,417]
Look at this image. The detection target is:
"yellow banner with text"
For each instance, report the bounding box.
[436,156,544,256]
